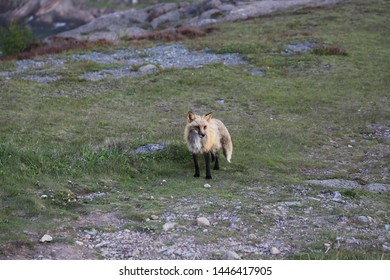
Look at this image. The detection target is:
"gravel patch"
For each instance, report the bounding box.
[1,44,247,83]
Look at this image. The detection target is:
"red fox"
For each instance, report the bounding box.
[184,111,233,179]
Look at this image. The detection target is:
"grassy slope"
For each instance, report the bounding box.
[0,0,389,259]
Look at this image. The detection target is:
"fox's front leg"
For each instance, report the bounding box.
[192,153,200,177]
[204,152,212,179]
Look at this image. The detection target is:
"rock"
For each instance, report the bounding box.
[146,3,181,21]
[75,240,84,246]
[39,234,53,243]
[138,64,158,74]
[332,191,345,203]
[224,250,241,260]
[197,217,210,227]
[162,222,177,232]
[248,67,266,77]
[270,247,280,255]
[203,183,211,189]
[150,215,159,220]
[284,201,301,206]
[366,183,390,193]
[356,216,374,224]
[50,0,343,43]
[56,9,148,41]
[84,228,98,236]
[151,10,181,29]
[5,0,94,26]
[135,143,167,154]
[306,179,390,193]
[282,41,315,55]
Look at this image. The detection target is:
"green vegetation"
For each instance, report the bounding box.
[0,22,36,55]
[0,0,389,259]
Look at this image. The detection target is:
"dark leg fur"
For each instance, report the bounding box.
[204,152,212,179]
[193,153,200,177]
[213,154,220,170]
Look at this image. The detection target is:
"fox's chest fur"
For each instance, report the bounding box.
[188,130,205,154]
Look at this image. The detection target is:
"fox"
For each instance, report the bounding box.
[184,111,233,179]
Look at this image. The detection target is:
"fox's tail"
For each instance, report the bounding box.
[222,134,233,163]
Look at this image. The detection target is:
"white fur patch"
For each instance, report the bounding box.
[189,131,203,154]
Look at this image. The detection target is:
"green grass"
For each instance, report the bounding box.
[0,0,389,259]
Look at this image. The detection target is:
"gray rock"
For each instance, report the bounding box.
[197,217,210,227]
[151,10,181,29]
[39,234,53,243]
[138,64,158,74]
[135,144,167,154]
[84,228,98,236]
[284,201,302,207]
[332,191,345,203]
[248,67,266,77]
[162,222,177,232]
[356,216,373,224]
[306,179,390,193]
[270,247,280,255]
[366,183,390,193]
[282,41,315,55]
[224,250,241,260]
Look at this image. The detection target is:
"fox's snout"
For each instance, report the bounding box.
[198,131,206,138]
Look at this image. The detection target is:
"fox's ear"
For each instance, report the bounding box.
[204,112,212,122]
[187,111,196,123]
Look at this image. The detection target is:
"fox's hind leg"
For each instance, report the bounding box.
[213,153,220,170]
[192,153,200,177]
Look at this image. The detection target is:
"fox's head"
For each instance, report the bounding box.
[187,111,212,139]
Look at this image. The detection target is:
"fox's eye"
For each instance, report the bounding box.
[196,126,200,130]
[204,126,207,129]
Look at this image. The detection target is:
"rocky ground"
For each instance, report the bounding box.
[7,177,389,260]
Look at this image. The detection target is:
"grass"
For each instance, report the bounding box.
[0,0,389,259]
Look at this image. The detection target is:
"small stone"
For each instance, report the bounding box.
[248,67,266,77]
[40,194,48,199]
[84,228,98,236]
[356,215,373,224]
[224,250,241,260]
[39,234,53,243]
[270,247,280,255]
[138,64,158,74]
[75,241,84,246]
[332,191,345,203]
[150,215,159,220]
[203,183,211,189]
[385,224,390,231]
[197,217,210,227]
[162,222,177,232]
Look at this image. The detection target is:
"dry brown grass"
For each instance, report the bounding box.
[1,37,112,60]
[129,26,219,42]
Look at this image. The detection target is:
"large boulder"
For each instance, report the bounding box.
[4,0,94,25]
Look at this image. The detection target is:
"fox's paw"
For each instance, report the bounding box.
[205,175,212,180]
[194,173,200,178]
